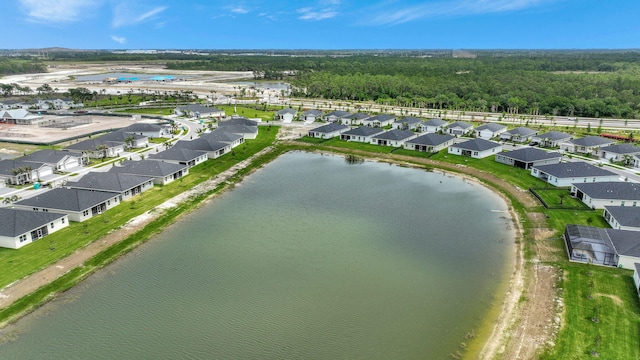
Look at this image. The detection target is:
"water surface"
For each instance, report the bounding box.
[0,152,514,359]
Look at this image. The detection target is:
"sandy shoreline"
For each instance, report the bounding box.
[0,135,555,359]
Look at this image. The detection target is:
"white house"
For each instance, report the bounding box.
[147,146,208,167]
[599,143,640,162]
[448,138,502,158]
[0,208,69,249]
[603,206,640,231]
[20,150,83,172]
[392,117,423,131]
[474,123,507,139]
[175,105,225,118]
[370,129,417,147]
[405,133,454,152]
[495,148,562,169]
[421,118,448,133]
[66,172,154,201]
[499,127,537,143]
[571,181,640,209]
[323,110,351,123]
[302,109,323,123]
[562,136,616,156]
[340,126,385,143]
[308,123,350,139]
[446,121,473,136]
[275,108,297,123]
[531,162,620,187]
[532,131,573,148]
[14,188,121,222]
[363,114,396,128]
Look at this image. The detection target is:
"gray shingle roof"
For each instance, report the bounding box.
[176,105,223,114]
[200,129,243,143]
[98,130,146,143]
[422,118,447,126]
[345,113,370,120]
[604,206,640,228]
[109,160,187,177]
[394,116,423,125]
[0,208,66,237]
[453,138,501,151]
[475,123,507,132]
[310,123,349,133]
[173,138,230,152]
[608,228,640,257]
[535,131,573,141]
[66,172,152,193]
[367,114,396,122]
[220,117,259,127]
[64,139,123,152]
[498,148,562,162]
[534,162,617,178]
[147,147,206,162]
[0,159,47,176]
[600,143,640,155]
[447,121,473,129]
[216,123,258,135]
[123,123,164,132]
[570,136,616,147]
[572,181,640,200]
[341,126,385,137]
[20,150,76,164]
[372,129,415,141]
[15,188,117,212]
[302,109,323,116]
[504,127,537,136]
[325,110,351,118]
[406,133,454,146]
[276,108,297,115]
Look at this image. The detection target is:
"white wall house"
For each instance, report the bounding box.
[531,162,620,187]
[0,208,69,249]
[448,138,502,159]
[14,188,121,222]
[571,181,640,209]
[340,126,385,143]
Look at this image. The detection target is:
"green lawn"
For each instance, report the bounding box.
[116,108,173,116]
[0,128,277,290]
[216,105,278,121]
[532,188,592,209]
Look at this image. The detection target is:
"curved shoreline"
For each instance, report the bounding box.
[0,142,552,359]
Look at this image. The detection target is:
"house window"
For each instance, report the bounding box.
[83,210,89,216]
[19,234,27,243]
[33,207,38,211]
[621,201,626,206]
[51,223,54,229]
[62,218,65,224]
[473,151,479,156]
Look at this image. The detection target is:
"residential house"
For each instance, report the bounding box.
[147,147,208,167]
[448,138,502,158]
[174,105,225,118]
[13,188,121,222]
[0,159,54,185]
[275,108,297,123]
[340,126,385,143]
[98,130,149,148]
[323,110,351,123]
[474,123,507,139]
[604,206,640,231]
[392,117,423,131]
[216,123,258,140]
[308,123,350,139]
[562,136,616,155]
[0,109,43,125]
[363,114,396,128]
[405,133,454,152]
[633,263,640,295]
[0,208,69,249]
[599,143,640,162]
[531,162,619,187]
[421,118,448,133]
[343,113,371,126]
[64,139,126,159]
[200,128,244,147]
[301,109,323,123]
[532,131,573,148]
[370,129,417,147]
[109,160,188,185]
[500,127,537,143]
[220,117,259,127]
[446,121,473,136]
[172,138,232,159]
[571,181,640,209]
[122,123,169,138]
[20,149,83,172]
[564,224,640,269]
[66,172,154,201]
[495,148,562,169]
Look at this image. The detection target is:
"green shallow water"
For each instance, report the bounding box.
[0,151,514,359]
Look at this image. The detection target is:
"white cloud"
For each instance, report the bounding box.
[367,0,556,25]
[229,6,250,14]
[112,3,168,28]
[297,7,338,21]
[20,0,100,23]
[111,35,127,44]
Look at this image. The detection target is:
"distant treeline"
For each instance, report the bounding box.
[0,59,47,75]
[166,52,640,119]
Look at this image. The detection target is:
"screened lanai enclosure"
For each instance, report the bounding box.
[564,224,617,266]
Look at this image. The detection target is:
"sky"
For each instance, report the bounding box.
[3,0,639,50]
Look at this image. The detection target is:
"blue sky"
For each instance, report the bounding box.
[3,0,639,49]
